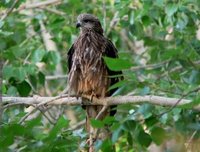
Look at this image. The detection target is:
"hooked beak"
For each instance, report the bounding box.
[76,22,81,28]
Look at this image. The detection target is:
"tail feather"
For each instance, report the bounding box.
[85,105,111,140]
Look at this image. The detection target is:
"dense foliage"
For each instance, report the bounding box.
[1,0,200,151]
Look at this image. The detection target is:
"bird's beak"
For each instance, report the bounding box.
[76,22,81,28]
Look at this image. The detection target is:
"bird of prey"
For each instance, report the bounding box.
[67,13,122,141]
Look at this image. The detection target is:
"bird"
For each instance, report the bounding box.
[67,13,122,144]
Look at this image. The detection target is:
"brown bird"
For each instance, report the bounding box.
[67,13,122,147]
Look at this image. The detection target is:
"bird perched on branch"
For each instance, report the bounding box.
[67,13,122,148]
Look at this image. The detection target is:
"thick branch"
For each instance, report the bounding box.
[2,95,198,109]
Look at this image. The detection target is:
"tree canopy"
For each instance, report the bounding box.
[1,0,200,151]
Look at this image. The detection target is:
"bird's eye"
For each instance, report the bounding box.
[84,19,89,23]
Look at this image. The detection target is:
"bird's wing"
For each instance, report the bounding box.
[105,39,123,95]
[67,44,74,72]
[105,39,123,116]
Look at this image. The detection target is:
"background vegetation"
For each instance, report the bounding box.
[1,0,200,151]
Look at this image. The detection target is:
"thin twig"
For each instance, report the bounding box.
[157,87,200,116]
[43,8,66,16]
[186,130,198,149]
[95,106,108,120]
[130,59,170,71]
[106,12,119,35]
[159,60,200,78]
[16,0,62,12]
[102,0,106,31]
[0,0,61,16]
[46,75,68,80]
[18,106,37,124]
[1,0,19,21]
[2,102,32,109]
[68,120,85,131]
[37,106,55,125]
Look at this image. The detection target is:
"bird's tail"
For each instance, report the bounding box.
[85,105,111,141]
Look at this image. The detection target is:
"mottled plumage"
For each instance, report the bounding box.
[67,14,122,140]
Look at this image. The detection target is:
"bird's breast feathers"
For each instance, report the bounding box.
[68,32,110,97]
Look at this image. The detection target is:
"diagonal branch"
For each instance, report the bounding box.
[0,0,62,17]
[1,0,19,21]
[16,0,62,12]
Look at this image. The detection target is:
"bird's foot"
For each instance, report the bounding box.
[89,91,97,102]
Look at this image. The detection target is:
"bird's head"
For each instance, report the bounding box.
[76,13,103,35]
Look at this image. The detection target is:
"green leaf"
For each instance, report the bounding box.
[151,127,166,145]
[3,66,27,82]
[127,132,133,146]
[47,116,69,140]
[141,16,151,26]
[138,104,154,119]
[111,126,122,143]
[25,116,42,129]
[110,122,121,131]
[104,57,132,71]
[122,120,136,132]
[162,48,180,60]
[2,84,7,94]
[103,116,116,125]
[137,130,152,147]
[154,0,164,7]
[7,86,18,96]
[0,30,14,36]
[0,124,25,148]
[24,64,36,75]
[165,3,178,17]
[38,71,45,86]
[191,39,200,55]
[100,139,113,152]
[14,67,26,82]
[16,80,31,96]
[176,13,188,30]
[90,119,104,128]
[10,124,25,135]
[108,79,127,91]
[32,49,46,63]
[29,75,37,89]
[145,116,159,128]
[140,86,150,95]
[48,51,61,65]
[2,65,14,79]
[0,20,4,28]
[0,134,14,148]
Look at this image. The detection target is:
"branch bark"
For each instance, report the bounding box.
[2,95,198,109]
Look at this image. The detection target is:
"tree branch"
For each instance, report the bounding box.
[0,0,62,17]
[2,95,198,109]
[46,75,68,80]
[0,0,19,21]
[159,60,200,78]
[16,0,62,12]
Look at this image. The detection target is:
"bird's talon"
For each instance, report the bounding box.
[89,92,96,102]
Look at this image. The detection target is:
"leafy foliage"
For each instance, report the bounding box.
[1,0,200,151]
